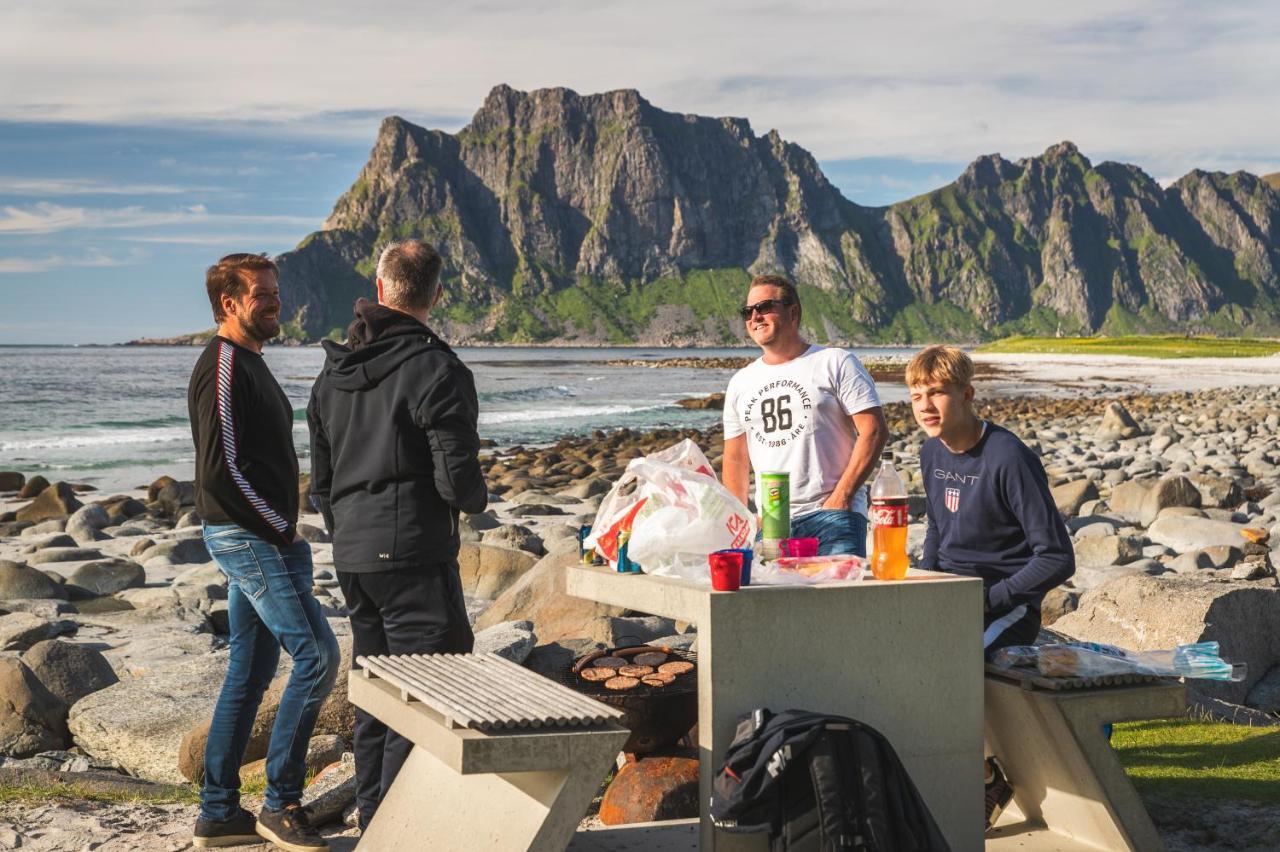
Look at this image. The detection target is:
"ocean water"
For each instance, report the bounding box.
[0,345,914,493]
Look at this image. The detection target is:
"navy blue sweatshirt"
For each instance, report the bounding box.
[921,422,1074,614]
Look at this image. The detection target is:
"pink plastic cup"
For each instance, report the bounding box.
[781,537,819,558]
[708,551,743,591]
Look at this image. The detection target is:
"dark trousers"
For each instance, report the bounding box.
[337,561,474,829]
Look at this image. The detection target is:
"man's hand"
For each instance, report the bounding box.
[819,494,851,511]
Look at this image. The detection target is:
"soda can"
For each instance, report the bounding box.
[760,471,791,542]
[578,524,594,565]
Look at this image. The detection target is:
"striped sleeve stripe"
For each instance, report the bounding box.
[215,342,290,536]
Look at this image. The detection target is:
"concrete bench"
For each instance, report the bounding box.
[983,664,1187,852]
[348,652,630,851]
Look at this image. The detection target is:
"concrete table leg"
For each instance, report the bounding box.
[984,677,1186,851]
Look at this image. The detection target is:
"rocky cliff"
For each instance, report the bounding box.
[274,85,1280,344]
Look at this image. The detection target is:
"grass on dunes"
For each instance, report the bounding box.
[0,781,201,806]
[1113,718,1280,804]
[977,334,1280,358]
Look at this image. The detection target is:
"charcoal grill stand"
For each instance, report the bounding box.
[348,652,630,851]
[567,566,986,852]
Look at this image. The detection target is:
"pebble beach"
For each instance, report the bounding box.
[1,350,1279,850]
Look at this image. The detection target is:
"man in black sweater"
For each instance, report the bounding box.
[188,253,337,852]
[907,344,1075,832]
[307,240,487,832]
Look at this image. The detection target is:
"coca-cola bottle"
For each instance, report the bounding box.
[870,451,909,580]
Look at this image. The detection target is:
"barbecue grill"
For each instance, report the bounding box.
[555,646,699,755]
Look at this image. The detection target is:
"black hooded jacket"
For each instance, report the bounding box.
[307,299,487,572]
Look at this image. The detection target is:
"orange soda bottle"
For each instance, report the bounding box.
[870,451,910,580]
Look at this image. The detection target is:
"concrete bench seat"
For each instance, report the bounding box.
[349,652,630,851]
[983,664,1187,852]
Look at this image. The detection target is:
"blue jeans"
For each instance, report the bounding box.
[200,523,340,820]
[790,509,868,557]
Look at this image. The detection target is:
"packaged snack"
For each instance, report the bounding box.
[752,555,863,585]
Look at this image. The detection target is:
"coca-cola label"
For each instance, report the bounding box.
[870,501,907,527]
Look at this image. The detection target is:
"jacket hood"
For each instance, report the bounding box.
[320,299,451,391]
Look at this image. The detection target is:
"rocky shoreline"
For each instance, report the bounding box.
[1,383,1279,848]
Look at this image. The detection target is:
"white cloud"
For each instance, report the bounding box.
[0,202,318,234]
[1,0,1278,178]
[0,177,204,196]
[0,249,141,273]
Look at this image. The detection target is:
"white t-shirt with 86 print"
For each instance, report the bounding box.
[723,344,881,518]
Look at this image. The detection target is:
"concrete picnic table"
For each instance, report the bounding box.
[566,563,987,851]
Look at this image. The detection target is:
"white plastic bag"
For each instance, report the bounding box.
[752,556,864,586]
[585,439,756,580]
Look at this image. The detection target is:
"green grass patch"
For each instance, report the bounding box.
[977,334,1280,358]
[1113,718,1280,804]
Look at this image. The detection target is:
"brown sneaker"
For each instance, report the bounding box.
[256,803,328,852]
[984,757,1014,831]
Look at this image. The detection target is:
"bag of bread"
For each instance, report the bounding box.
[990,641,1244,681]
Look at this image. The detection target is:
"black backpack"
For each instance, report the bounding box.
[710,708,951,852]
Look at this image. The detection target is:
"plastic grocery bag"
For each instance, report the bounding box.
[990,640,1246,681]
[584,439,756,579]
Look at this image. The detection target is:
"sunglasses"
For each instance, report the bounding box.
[740,298,793,321]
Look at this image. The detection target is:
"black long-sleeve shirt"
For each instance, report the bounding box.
[188,336,299,545]
[921,422,1074,613]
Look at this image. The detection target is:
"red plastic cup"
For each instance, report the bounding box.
[708,551,743,591]
[781,537,819,557]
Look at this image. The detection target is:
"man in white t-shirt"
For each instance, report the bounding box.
[722,275,887,556]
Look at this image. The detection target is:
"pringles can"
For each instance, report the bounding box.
[759,471,790,560]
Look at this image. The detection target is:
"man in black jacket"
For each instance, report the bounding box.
[307,240,487,831]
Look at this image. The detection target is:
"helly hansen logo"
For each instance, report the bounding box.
[378,553,391,559]
[933,469,979,484]
[945,488,960,512]
[766,744,792,778]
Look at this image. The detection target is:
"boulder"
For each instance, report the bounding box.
[175,510,201,529]
[1053,574,1280,705]
[1107,480,1153,524]
[34,534,77,550]
[65,505,110,545]
[69,652,230,783]
[155,481,197,516]
[1040,587,1079,626]
[474,548,626,644]
[66,559,145,597]
[456,544,539,600]
[1072,535,1142,568]
[1147,516,1258,552]
[1051,480,1098,517]
[461,511,502,532]
[21,639,118,706]
[0,561,68,600]
[17,475,50,499]
[472,620,537,663]
[139,538,209,565]
[0,658,68,757]
[0,612,73,651]
[561,478,612,500]
[146,476,177,502]
[238,734,345,787]
[1187,474,1244,509]
[27,547,104,565]
[1138,475,1202,526]
[1245,666,1280,714]
[1168,550,1212,573]
[1097,402,1143,441]
[301,753,357,827]
[605,615,680,647]
[505,504,566,518]
[481,524,545,556]
[297,523,331,543]
[0,471,25,492]
[15,483,83,523]
[599,756,700,825]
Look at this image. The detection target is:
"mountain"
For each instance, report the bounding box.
[1265,173,1280,191]
[273,85,1280,344]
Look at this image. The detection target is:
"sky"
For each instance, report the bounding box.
[2,0,1278,344]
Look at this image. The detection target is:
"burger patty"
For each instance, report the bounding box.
[618,665,654,677]
[657,661,695,676]
[633,652,668,667]
[595,656,628,669]
[604,676,640,691]
[579,667,616,681]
